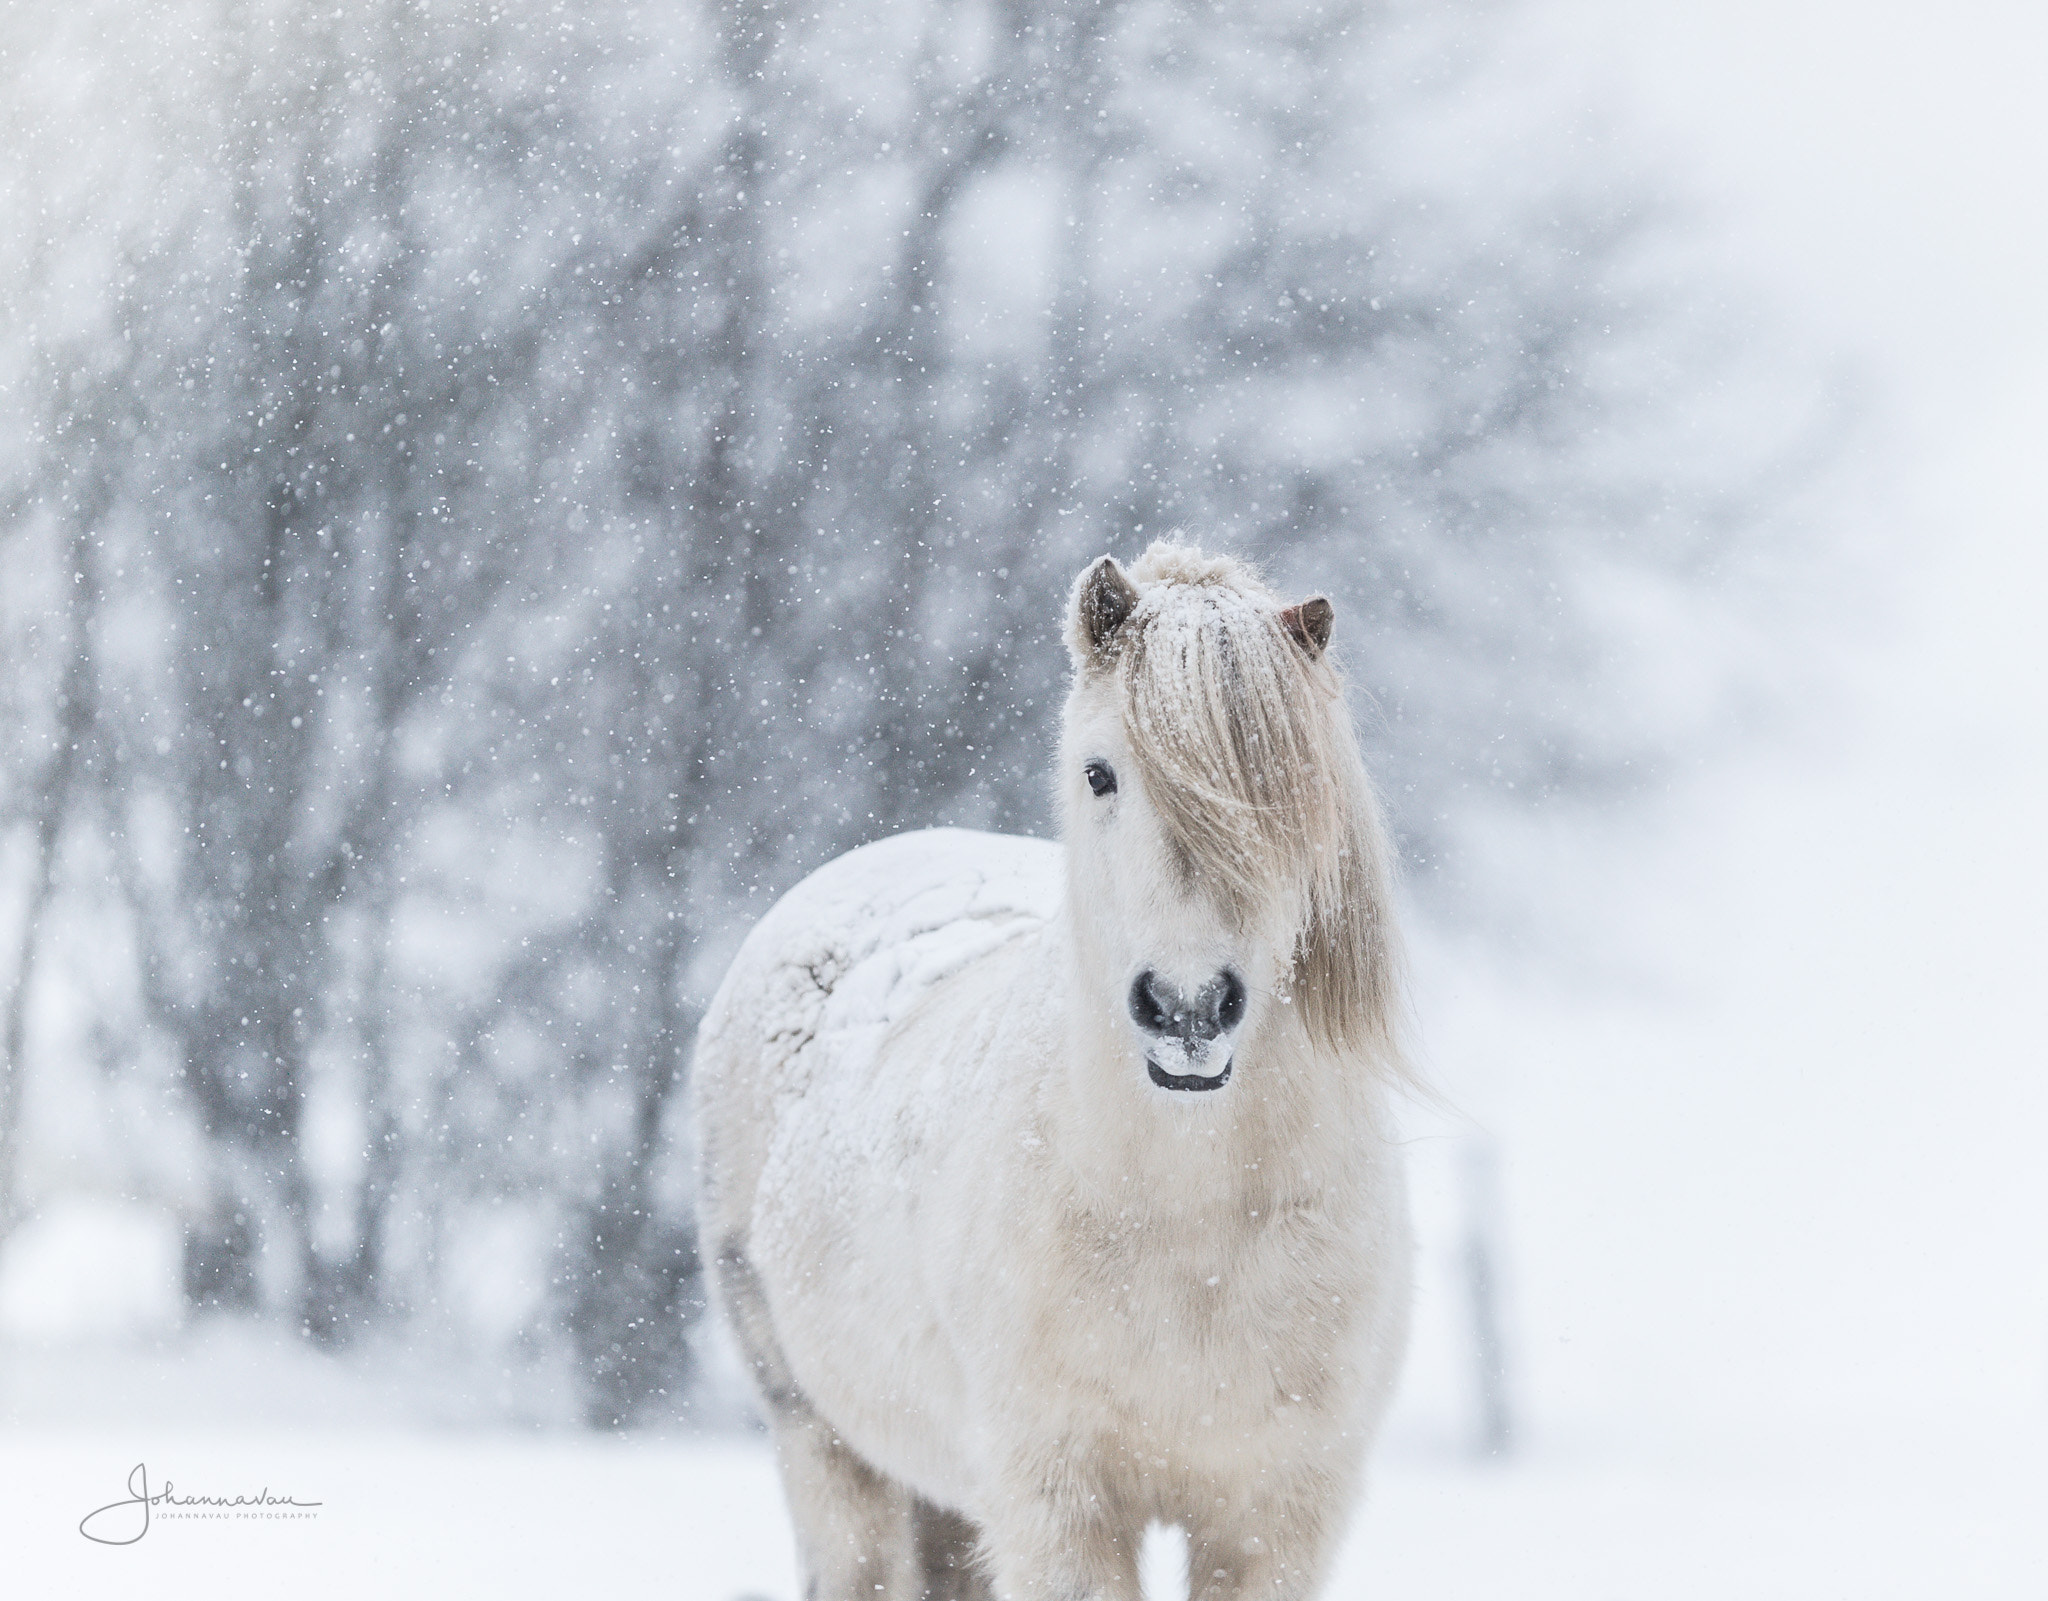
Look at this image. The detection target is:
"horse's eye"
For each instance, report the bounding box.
[1084,760,1117,798]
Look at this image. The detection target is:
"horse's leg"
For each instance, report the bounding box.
[979,1518,1141,1601]
[1185,1484,1346,1601]
[976,1461,1142,1601]
[1186,1534,1331,1601]
[714,1235,917,1600]
[771,1407,919,1601]
[913,1498,995,1601]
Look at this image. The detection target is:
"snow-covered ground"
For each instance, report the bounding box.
[3,1310,2044,1596]
[0,1378,2038,1599]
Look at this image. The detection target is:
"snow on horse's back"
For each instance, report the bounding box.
[693,539,1414,1601]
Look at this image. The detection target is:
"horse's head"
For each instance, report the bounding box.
[1059,541,1399,1096]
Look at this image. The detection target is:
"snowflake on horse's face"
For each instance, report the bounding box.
[693,540,1413,1601]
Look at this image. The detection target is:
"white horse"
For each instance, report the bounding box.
[693,541,1413,1601]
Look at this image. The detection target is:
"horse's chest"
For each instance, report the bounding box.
[1038,1207,1362,1418]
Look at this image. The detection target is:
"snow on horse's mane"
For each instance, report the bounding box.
[1115,539,1400,1060]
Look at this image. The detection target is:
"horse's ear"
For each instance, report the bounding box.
[1279,595,1335,660]
[1069,555,1140,664]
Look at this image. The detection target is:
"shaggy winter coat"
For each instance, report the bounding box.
[693,542,1413,1601]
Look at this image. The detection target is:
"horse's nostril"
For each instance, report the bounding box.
[1214,969,1247,1033]
[1130,968,1246,1042]
[1128,970,1174,1036]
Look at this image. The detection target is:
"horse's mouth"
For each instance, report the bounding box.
[1147,1054,1232,1092]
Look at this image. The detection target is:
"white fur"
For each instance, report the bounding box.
[693,544,1413,1601]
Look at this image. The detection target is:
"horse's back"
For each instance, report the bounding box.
[693,828,1061,1217]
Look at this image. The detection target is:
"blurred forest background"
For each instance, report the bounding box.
[0,0,1829,1429]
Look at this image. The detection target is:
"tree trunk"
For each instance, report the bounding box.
[0,522,97,1242]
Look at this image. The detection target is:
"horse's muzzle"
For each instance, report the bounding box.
[1131,968,1244,1091]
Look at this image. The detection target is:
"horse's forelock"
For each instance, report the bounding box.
[1115,545,1400,1063]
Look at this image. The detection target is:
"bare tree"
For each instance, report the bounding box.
[0,52,143,1233]
[71,1,555,1329]
[0,0,1831,1426]
[0,523,101,1241]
